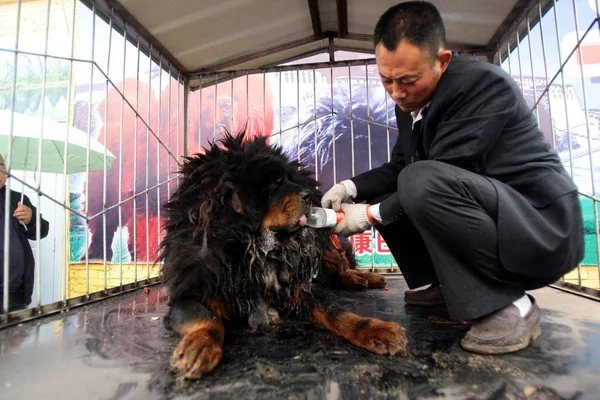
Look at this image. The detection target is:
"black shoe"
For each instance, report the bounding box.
[403,284,446,306]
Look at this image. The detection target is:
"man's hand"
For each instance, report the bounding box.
[331,204,379,237]
[322,183,348,211]
[13,202,32,225]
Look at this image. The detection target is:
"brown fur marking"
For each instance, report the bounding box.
[323,247,387,289]
[322,247,347,275]
[311,305,407,356]
[346,269,388,289]
[338,271,369,289]
[206,298,230,320]
[171,318,225,379]
[263,193,302,229]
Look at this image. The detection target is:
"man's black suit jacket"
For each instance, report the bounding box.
[351,53,584,278]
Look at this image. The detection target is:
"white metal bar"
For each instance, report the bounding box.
[156,56,163,275]
[3,176,87,217]
[0,46,102,63]
[102,7,114,291]
[198,76,203,152]
[571,0,600,283]
[34,0,53,308]
[231,71,235,134]
[385,78,391,163]
[258,108,398,145]
[177,70,182,182]
[572,0,597,199]
[145,45,152,280]
[84,1,97,298]
[365,65,375,272]
[0,46,179,162]
[552,0,576,179]
[133,37,141,283]
[330,66,336,185]
[214,73,218,140]
[62,0,78,302]
[0,0,192,318]
[167,63,173,214]
[595,0,600,286]
[348,66,355,178]
[188,58,385,81]
[279,70,282,139]
[506,40,513,76]
[245,71,250,146]
[312,68,318,182]
[297,69,301,163]
[384,71,393,271]
[515,30,526,98]
[526,11,540,125]
[262,71,266,137]
[366,64,372,173]
[3,0,23,316]
[163,62,174,273]
[117,22,128,287]
[537,0,557,150]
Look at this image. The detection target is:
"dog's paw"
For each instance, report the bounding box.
[362,272,387,289]
[353,319,407,356]
[340,271,369,290]
[170,328,223,379]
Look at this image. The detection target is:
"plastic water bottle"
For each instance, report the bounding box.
[305,207,345,228]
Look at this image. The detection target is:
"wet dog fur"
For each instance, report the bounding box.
[158,132,407,379]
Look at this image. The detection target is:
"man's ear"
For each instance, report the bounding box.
[437,49,453,73]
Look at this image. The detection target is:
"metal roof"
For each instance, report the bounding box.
[98,0,536,74]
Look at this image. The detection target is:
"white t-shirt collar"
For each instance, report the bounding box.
[411,101,431,129]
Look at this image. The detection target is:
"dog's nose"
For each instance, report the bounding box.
[299,190,311,203]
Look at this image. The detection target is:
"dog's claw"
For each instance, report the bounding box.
[185,349,199,369]
[170,329,223,379]
[353,320,408,356]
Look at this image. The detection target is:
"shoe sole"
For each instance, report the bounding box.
[404,299,446,307]
[460,323,541,355]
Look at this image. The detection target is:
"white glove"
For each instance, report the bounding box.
[321,183,349,211]
[331,203,378,237]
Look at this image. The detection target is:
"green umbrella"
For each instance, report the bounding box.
[0,110,117,232]
[0,110,116,173]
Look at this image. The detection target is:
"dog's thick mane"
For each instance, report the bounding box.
[159,132,329,319]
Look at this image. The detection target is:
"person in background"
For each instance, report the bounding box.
[321,1,584,355]
[0,154,49,312]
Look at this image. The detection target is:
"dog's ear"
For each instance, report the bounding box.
[219,181,245,215]
[230,191,245,215]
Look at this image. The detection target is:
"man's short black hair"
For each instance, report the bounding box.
[374,1,447,62]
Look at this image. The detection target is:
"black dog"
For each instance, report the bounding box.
[158,132,407,379]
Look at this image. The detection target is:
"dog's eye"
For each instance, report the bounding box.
[268,176,284,198]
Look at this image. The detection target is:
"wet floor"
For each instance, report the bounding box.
[0,277,598,400]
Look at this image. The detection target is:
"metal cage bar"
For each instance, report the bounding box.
[496,0,600,296]
[1,0,188,324]
[6,0,599,327]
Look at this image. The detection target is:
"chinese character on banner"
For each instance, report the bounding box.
[350,231,372,256]
[376,232,390,254]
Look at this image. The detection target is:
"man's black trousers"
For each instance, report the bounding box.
[370,161,562,321]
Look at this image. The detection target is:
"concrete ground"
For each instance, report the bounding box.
[0,276,598,400]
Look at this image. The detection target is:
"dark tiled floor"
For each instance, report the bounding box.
[0,277,598,399]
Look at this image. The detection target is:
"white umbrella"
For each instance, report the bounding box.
[0,110,116,173]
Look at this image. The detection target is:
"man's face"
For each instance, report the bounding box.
[376,40,452,113]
